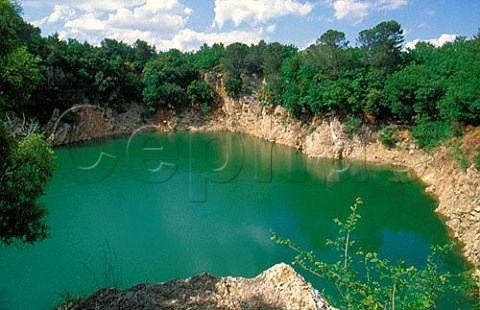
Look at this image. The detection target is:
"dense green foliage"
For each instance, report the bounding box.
[29,36,156,120]
[272,198,476,309]
[142,50,199,111]
[187,80,216,108]
[142,49,215,112]
[358,21,404,70]
[0,0,42,113]
[379,126,397,149]
[2,0,478,149]
[0,123,56,245]
[0,0,56,245]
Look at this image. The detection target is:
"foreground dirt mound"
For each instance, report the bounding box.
[63,263,335,310]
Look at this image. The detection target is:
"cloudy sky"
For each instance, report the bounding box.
[21,0,480,51]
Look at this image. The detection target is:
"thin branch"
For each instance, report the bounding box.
[392,282,396,310]
[344,230,350,277]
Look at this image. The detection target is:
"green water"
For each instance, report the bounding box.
[0,132,470,309]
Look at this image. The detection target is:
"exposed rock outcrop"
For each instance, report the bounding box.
[62,263,336,310]
[187,87,480,273]
[45,82,480,275]
[46,103,148,146]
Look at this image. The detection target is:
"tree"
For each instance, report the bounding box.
[0,1,131,244]
[187,80,215,107]
[437,39,480,124]
[223,71,244,98]
[245,41,266,75]
[0,0,23,57]
[222,42,249,74]
[0,0,43,114]
[382,64,444,121]
[0,124,56,245]
[272,198,465,309]
[131,39,156,72]
[221,43,249,97]
[190,43,224,71]
[0,47,42,113]
[142,52,201,111]
[261,43,297,105]
[358,20,404,70]
[27,35,93,121]
[316,29,349,74]
[279,55,305,116]
[263,42,297,77]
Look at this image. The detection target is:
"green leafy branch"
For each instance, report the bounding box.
[272,198,463,309]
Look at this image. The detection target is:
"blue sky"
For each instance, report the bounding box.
[20,0,480,51]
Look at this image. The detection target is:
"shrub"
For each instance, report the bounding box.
[343,117,363,139]
[187,80,215,107]
[57,292,86,310]
[452,141,470,170]
[272,198,473,309]
[412,120,457,149]
[224,72,243,98]
[0,125,56,245]
[379,126,397,149]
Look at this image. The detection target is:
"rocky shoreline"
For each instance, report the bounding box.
[61,263,336,310]
[153,90,480,272]
[47,87,479,306]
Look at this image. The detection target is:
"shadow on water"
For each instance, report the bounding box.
[79,240,124,290]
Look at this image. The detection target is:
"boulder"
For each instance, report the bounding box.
[61,263,336,310]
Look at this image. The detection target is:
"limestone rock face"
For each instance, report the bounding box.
[45,80,480,278]
[45,103,147,146]
[65,263,336,310]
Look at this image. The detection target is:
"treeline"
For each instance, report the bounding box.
[210,22,479,147]
[1,0,479,148]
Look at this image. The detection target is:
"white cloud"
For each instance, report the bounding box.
[376,0,407,10]
[423,8,436,17]
[105,2,190,33]
[405,34,458,50]
[46,5,76,23]
[325,0,408,21]
[30,0,277,51]
[213,0,314,28]
[266,24,277,33]
[417,23,428,29]
[331,0,371,20]
[429,34,458,46]
[65,13,106,32]
[162,28,267,51]
[41,0,189,48]
[403,40,419,50]
[25,0,144,11]
[74,0,143,12]
[32,4,76,26]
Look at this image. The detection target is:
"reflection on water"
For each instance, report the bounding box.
[0,132,470,309]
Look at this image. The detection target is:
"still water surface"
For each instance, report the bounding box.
[0,132,470,309]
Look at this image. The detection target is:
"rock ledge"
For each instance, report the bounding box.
[65,263,336,310]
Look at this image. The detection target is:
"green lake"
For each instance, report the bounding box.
[0,132,471,309]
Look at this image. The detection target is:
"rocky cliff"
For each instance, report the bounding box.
[46,83,480,279]
[60,263,336,310]
[181,89,480,274]
[155,94,478,276]
[45,103,148,146]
